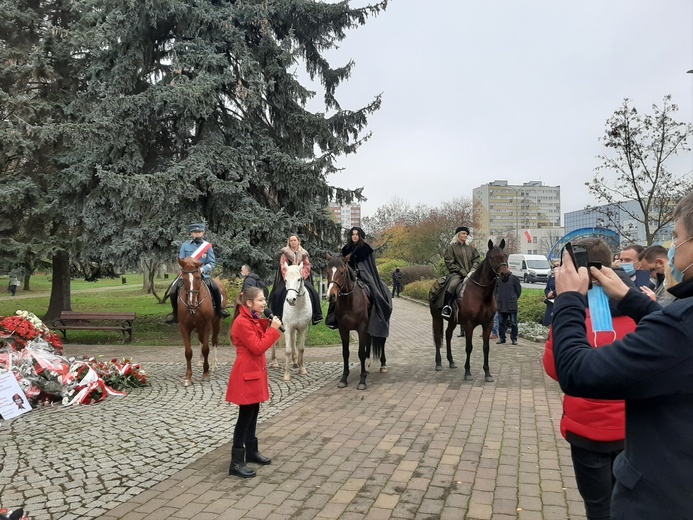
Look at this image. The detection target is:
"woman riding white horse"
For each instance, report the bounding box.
[271,265,312,381]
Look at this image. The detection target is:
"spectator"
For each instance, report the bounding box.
[391,267,403,298]
[8,272,20,296]
[495,273,521,345]
[544,238,636,520]
[543,259,560,326]
[551,191,693,519]
[240,265,268,297]
[618,244,645,282]
[637,245,675,306]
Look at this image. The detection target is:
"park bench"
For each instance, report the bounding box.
[52,311,136,344]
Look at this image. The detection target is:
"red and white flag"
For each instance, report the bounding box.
[524,230,533,243]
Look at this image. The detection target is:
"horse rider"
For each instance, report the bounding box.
[441,226,480,319]
[165,223,231,323]
[325,226,392,337]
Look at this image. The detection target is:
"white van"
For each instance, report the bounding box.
[507,254,551,284]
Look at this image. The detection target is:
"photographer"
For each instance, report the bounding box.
[551,192,693,519]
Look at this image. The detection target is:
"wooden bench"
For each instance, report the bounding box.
[52,311,136,343]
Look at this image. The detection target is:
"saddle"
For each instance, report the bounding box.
[429,275,469,312]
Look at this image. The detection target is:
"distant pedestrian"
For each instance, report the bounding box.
[8,273,19,296]
[226,286,282,479]
[240,265,268,297]
[391,267,403,297]
[495,273,522,345]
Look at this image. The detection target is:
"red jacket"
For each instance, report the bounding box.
[543,309,636,443]
[226,306,281,405]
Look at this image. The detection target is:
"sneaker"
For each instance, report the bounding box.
[441,306,452,319]
[496,339,506,344]
[511,339,517,345]
[490,333,499,340]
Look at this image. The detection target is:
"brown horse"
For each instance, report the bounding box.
[326,254,385,390]
[430,239,510,382]
[177,257,228,387]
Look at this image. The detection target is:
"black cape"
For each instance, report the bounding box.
[341,242,392,338]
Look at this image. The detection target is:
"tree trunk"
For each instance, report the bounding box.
[44,250,72,322]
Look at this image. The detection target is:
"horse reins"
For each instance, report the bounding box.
[285,277,306,298]
[470,261,508,288]
[179,268,209,312]
[330,264,356,297]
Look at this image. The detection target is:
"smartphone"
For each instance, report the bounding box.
[561,242,593,288]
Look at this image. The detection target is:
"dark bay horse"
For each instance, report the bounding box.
[177,257,228,386]
[430,239,510,381]
[326,254,386,390]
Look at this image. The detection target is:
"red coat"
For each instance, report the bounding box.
[543,309,636,443]
[226,306,280,405]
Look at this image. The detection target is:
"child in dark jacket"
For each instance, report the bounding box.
[226,286,282,478]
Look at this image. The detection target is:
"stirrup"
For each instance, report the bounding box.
[441,306,452,319]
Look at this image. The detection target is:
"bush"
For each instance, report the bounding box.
[377,259,410,282]
[518,289,546,324]
[401,265,435,285]
[403,279,436,301]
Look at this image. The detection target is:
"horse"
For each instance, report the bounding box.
[430,239,510,382]
[177,257,228,387]
[326,254,386,390]
[270,265,312,381]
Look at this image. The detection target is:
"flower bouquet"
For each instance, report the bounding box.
[0,311,149,410]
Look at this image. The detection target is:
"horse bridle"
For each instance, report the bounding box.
[285,277,306,298]
[470,260,508,288]
[179,268,209,313]
[329,262,356,297]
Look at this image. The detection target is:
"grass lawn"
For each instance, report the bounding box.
[0,274,341,347]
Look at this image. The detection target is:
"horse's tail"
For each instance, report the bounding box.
[370,336,386,360]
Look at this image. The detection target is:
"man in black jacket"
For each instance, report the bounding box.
[495,273,522,345]
[551,192,693,520]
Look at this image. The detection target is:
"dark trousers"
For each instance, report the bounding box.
[570,445,622,520]
[392,282,402,297]
[233,403,260,448]
[305,280,323,321]
[498,312,518,341]
[9,284,17,296]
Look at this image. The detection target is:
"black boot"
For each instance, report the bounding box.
[165,285,179,324]
[246,438,271,465]
[207,279,231,319]
[324,309,337,330]
[229,447,256,478]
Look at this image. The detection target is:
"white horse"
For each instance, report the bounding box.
[270,265,312,381]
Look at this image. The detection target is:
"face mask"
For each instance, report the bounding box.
[668,237,693,283]
[588,285,615,343]
[620,263,635,276]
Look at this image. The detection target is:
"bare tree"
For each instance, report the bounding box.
[587,96,693,245]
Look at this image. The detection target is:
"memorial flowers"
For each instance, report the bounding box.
[0,311,148,411]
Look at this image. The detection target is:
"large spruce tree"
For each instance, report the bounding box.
[0,0,388,317]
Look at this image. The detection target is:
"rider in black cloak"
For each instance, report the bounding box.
[325,226,392,338]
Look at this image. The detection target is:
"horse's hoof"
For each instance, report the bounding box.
[464,374,473,381]
[284,374,291,382]
[357,383,367,390]
[449,362,457,369]
[202,374,211,382]
[379,366,388,373]
[485,376,495,383]
[435,365,443,372]
[338,381,347,388]
[292,363,299,369]
[184,379,191,387]
[300,368,307,376]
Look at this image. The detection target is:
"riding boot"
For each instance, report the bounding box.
[324,302,337,329]
[165,285,179,324]
[441,293,453,320]
[207,279,231,319]
[245,438,271,465]
[229,447,256,478]
[307,283,323,325]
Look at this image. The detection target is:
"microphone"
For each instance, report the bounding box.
[263,309,285,332]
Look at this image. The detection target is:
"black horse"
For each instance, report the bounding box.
[430,239,510,381]
[326,254,386,390]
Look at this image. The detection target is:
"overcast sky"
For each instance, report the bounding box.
[317,0,693,221]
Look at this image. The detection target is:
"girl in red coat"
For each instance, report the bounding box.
[226,286,282,478]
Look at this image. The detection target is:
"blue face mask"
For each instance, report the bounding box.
[587,285,615,342]
[668,238,693,283]
[620,262,635,276]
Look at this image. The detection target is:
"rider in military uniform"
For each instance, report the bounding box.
[441,226,480,319]
[166,223,231,323]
